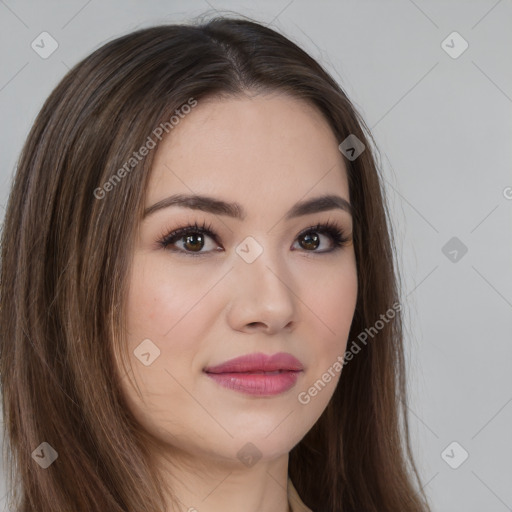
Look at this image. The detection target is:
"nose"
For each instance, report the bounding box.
[226,245,297,335]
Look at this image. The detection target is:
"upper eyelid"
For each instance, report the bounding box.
[163,221,347,238]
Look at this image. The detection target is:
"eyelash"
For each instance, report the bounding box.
[157,219,351,257]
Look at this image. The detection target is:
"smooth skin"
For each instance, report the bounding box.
[117,92,358,512]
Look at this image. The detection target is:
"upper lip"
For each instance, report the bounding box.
[203,352,304,374]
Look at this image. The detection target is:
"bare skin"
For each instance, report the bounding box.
[117,92,358,512]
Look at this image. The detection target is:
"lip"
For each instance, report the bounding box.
[203,352,304,396]
[204,352,304,374]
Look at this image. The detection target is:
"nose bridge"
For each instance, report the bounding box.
[234,235,289,292]
[228,234,296,329]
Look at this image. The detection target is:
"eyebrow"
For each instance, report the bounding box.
[143,193,352,220]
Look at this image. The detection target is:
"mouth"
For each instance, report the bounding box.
[203,352,304,396]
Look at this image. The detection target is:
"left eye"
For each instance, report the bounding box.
[293,230,335,252]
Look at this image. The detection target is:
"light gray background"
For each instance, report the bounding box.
[1,1,511,511]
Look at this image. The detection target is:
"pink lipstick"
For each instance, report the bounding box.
[203,352,303,396]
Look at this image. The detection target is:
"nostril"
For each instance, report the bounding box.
[247,322,264,328]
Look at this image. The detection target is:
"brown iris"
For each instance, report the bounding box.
[183,233,204,252]
[300,232,319,251]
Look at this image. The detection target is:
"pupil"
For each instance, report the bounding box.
[302,233,319,250]
[185,233,203,251]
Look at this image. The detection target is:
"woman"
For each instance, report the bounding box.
[0,16,431,512]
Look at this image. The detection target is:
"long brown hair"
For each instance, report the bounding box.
[0,15,431,512]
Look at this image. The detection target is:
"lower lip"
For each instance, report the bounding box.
[205,370,302,396]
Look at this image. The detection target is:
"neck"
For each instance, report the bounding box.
[152,446,291,512]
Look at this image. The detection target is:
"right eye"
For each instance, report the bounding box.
[158,220,223,257]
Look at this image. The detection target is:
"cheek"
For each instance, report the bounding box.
[294,259,357,409]
[121,256,207,399]
[126,254,214,338]
[300,257,358,341]
[120,258,214,438]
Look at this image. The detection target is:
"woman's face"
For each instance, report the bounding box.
[118,92,358,468]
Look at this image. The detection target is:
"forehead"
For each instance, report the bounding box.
[147,93,350,217]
